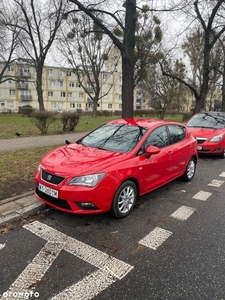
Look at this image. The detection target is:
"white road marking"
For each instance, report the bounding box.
[50,269,116,300]
[219,172,225,177]
[7,220,133,300]
[1,241,64,298]
[170,206,196,221]
[139,227,172,250]
[192,190,212,201]
[208,179,224,187]
[0,243,5,251]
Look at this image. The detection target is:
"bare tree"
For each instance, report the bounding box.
[4,0,68,111]
[58,13,114,117]
[0,4,20,83]
[65,0,162,118]
[145,57,188,119]
[160,0,225,114]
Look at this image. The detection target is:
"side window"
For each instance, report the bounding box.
[168,125,186,144]
[144,126,169,149]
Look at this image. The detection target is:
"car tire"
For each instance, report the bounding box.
[111,180,137,218]
[181,157,196,182]
[220,148,225,159]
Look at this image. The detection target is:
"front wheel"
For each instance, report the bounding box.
[220,148,225,159]
[111,180,137,218]
[181,157,196,182]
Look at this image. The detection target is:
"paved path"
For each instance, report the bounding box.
[0,132,88,226]
[0,132,88,152]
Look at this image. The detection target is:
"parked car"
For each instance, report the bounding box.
[35,118,198,218]
[186,112,225,158]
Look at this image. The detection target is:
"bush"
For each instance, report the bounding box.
[19,105,34,117]
[61,112,80,132]
[182,112,192,122]
[30,110,57,134]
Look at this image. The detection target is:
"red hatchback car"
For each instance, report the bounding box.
[35,118,198,218]
[186,112,225,158]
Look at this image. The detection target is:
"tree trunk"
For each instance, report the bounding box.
[122,55,134,118]
[92,100,98,117]
[221,54,225,112]
[121,0,136,119]
[36,68,45,111]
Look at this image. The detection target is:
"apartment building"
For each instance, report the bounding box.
[0,58,141,113]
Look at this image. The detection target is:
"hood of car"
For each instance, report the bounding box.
[40,142,126,176]
[188,127,224,138]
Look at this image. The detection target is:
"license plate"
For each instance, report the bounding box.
[38,183,58,198]
[197,146,202,150]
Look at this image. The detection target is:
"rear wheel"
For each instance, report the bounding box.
[111,180,137,218]
[181,157,196,182]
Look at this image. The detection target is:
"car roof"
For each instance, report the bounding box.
[107,118,182,129]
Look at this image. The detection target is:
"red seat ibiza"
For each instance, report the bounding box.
[35,118,198,218]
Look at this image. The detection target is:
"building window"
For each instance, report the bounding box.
[8,65,14,72]
[119,95,122,101]
[79,93,83,98]
[48,91,53,97]
[69,82,75,87]
[60,70,65,76]
[19,67,30,74]
[9,89,16,96]
[108,104,112,109]
[7,101,13,108]
[48,69,53,75]
[58,81,63,87]
[61,92,66,97]
[77,103,81,108]
[76,82,81,88]
[119,104,122,109]
[21,90,31,95]
[103,74,108,80]
[67,71,72,76]
[68,92,72,98]
[7,79,12,84]
[50,81,56,86]
[51,102,57,109]
[70,103,75,108]
[0,102,5,107]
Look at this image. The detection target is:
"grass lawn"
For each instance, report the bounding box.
[0,113,183,139]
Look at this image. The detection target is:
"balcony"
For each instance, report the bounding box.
[17,71,31,78]
[20,95,32,101]
[17,82,29,89]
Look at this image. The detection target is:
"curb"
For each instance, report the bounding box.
[0,192,46,227]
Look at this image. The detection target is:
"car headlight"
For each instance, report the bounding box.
[37,164,41,174]
[68,173,105,187]
[209,133,224,142]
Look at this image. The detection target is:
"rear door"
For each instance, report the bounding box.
[167,124,190,176]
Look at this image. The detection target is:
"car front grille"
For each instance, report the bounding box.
[41,169,65,185]
[36,188,72,211]
[196,137,207,144]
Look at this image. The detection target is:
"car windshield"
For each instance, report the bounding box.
[187,113,225,129]
[77,123,148,153]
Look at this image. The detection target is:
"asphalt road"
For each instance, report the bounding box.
[0,156,225,300]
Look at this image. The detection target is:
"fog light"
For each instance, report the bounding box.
[76,202,99,210]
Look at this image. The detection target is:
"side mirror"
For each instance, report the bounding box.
[145,145,160,157]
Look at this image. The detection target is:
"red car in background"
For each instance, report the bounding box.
[186,112,225,159]
[35,118,198,218]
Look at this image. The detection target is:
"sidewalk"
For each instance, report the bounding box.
[0,132,87,227]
